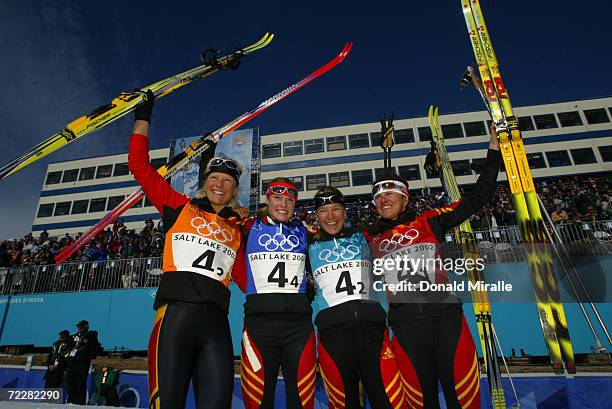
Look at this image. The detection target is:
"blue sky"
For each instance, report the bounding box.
[0,0,611,240]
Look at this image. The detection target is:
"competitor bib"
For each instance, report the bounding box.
[308,232,374,309]
[163,204,242,288]
[245,219,308,295]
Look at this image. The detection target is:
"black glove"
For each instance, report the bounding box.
[134,89,155,123]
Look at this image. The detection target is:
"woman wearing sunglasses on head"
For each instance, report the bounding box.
[232,177,316,409]
[308,187,406,409]
[129,91,244,409]
[363,130,501,409]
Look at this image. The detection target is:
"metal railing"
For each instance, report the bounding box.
[0,257,163,296]
[0,221,610,296]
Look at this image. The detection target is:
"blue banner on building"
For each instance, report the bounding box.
[170,129,255,208]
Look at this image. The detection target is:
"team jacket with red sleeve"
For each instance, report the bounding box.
[363,148,502,326]
[129,133,244,313]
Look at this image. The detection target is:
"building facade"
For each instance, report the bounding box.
[32,97,612,236]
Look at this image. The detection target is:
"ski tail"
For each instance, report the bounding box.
[0,33,274,181]
[54,42,353,265]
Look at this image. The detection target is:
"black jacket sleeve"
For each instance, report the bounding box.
[430,149,502,238]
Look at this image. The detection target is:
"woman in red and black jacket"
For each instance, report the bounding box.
[129,91,244,409]
[363,130,501,409]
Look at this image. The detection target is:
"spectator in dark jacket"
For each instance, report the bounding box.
[44,329,73,388]
[65,320,101,404]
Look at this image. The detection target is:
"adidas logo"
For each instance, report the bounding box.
[382,347,395,360]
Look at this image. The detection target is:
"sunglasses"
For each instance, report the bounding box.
[372,180,408,197]
[206,157,242,176]
[314,193,344,208]
[267,185,298,197]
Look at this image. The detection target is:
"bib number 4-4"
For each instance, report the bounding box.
[268,262,299,288]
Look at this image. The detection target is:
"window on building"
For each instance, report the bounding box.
[327,136,347,151]
[61,169,79,183]
[470,158,487,174]
[261,179,272,194]
[418,126,432,142]
[518,116,535,131]
[349,133,370,149]
[306,174,327,191]
[262,143,281,159]
[351,169,373,186]
[424,164,438,179]
[37,203,54,218]
[328,172,350,188]
[441,124,464,139]
[598,145,612,162]
[398,165,421,181]
[451,160,471,176]
[133,197,145,208]
[557,111,583,127]
[394,129,415,144]
[545,150,571,167]
[78,167,95,181]
[89,198,107,213]
[71,200,89,214]
[289,176,304,191]
[526,153,547,169]
[107,195,125,211]
[463,121,487,137]
[96,164,113,179]
[533,114,558,130]
[151,158,167,169]
[113,162,129,177]
[374,167,396,181]
[54,201,71,216]
[369,132,381,147]
[304,138,324,154]
[584,108,610,124]
[45,171,62,185]
[283,141,303,156]
[144,197,153,207]
[570,148,597,165]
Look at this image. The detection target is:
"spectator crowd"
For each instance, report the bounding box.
[1,174,610,268]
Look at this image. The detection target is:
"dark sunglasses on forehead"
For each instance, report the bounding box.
[267,185,298,197]
[207,157,242,175]
[314,193,344,208]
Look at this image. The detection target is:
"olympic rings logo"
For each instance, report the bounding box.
[191,217,233,243]
[258,232,300,252]
[378,229,419,252]
[319,245,360,263]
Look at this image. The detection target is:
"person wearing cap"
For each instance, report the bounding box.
[363,131,501,409]
[44,329,74,388]
[308,186,406,409]
[129,91,244,409]
[232,177,316,409]
[65,320,101,404]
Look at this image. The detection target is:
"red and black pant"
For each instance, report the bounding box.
[317,325,405,409]
[391,311,480,409]
[241,312,316,409]
[148,302,234,409]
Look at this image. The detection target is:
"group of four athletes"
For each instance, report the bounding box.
[130,92,502,409]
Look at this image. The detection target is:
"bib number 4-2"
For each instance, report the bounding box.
[335,270,366,295]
